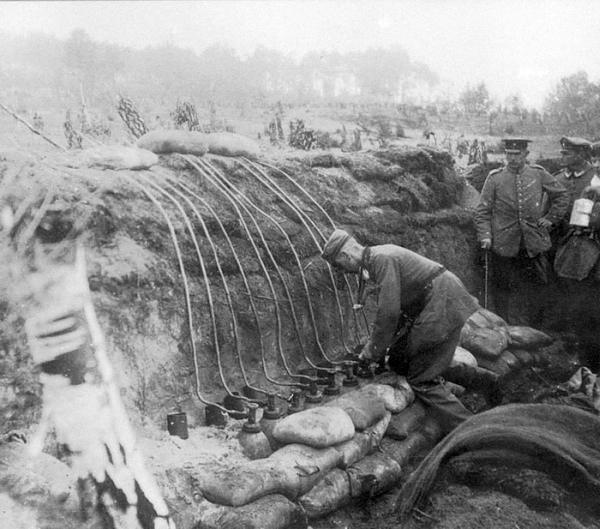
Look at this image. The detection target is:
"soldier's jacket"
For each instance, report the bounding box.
[554,162,597,227]
[362,245,479,382]
[475,163,568,257]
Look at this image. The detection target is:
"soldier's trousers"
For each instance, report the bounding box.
[396,326,473,435]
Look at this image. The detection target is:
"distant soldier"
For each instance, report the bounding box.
[475,138,569,325]
[552,137,600,372]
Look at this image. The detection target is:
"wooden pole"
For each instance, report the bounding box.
[0,102,66,151]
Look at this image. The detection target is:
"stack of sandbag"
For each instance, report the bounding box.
[135,130,260,159]
[77,145,159,170]
[0,439,79,515]
[194,377,421,526]
[136,130,209,156]
[204,132,261,159]
[456,307,554,377]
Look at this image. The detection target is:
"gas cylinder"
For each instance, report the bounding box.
[570,198,594,227]
[259,393,284,451]
[237,403,272,460]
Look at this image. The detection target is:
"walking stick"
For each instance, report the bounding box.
[484,249,490,309]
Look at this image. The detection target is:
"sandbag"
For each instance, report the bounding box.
[347,452,402,497]
[460,326,508,359]
[463,307,508,330]
[385,401,427,441]
[510,348,535,367]
[359,381,414,414]
[450,345,478,368]
[333,412,392,469]
[499,350,521,371]
[272,407,355,448]
[136,129,209,156]
[268,443,342,497]
[297,468,350,518]
[0,442,78,511]
[205,132,261,159]
[198,459,293,506]
[80,146,159,170]
[195,493,308,529]
[476,354,514,377]
[199,444,341,506]
[504,326,554,349]
[382,415,444,468]
[324,387,388,430]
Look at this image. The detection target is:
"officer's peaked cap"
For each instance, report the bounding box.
[560,136,592,153]
[502,138,532,153]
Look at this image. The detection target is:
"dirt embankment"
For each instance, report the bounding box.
[0,144,481,435]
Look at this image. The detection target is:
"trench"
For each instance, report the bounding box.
[1,146,593,529]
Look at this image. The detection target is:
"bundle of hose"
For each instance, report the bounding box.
[194,492,308,529]
[333,412,392,469]
[79,146,159,170]
[385,400,427,441]
[395,404,600,520]
[359,379,415,414]
[272,407,355,448]
[323,387,388,430]
[204,132,261,159]
[136,130,209,156]
[268,443,343,497]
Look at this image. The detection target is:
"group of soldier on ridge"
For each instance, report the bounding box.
[321,135,600,434]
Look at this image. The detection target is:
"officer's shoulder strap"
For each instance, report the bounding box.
[529,163,550,172]
[487,167,503,177]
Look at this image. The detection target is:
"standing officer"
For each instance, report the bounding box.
[552,137,600,372]
[554,137,597,229]
[474,138,568,325]
[321,229,480,434]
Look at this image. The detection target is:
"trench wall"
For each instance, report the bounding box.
[0,148,483,433]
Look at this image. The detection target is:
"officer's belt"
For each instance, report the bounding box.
[402,266,447,320]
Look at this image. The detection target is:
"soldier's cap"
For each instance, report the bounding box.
[322,229,352,263]
[560,136,592,153]
[502,138,532,154]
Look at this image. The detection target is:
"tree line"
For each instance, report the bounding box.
[1,29,599,139]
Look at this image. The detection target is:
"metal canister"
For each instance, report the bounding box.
[167,411,189,440]
[569,198,594,227]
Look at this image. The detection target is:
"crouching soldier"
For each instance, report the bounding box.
[322,229,480,434]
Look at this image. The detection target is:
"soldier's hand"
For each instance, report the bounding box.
[480,238,492,250]
[537,218,553,230]
[358,340,373,362]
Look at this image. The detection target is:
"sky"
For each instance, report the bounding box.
[2,0,600,108]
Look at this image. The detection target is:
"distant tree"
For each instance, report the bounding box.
[544,71,600,135]
[459,82,492,115]
[504,93,525,116]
